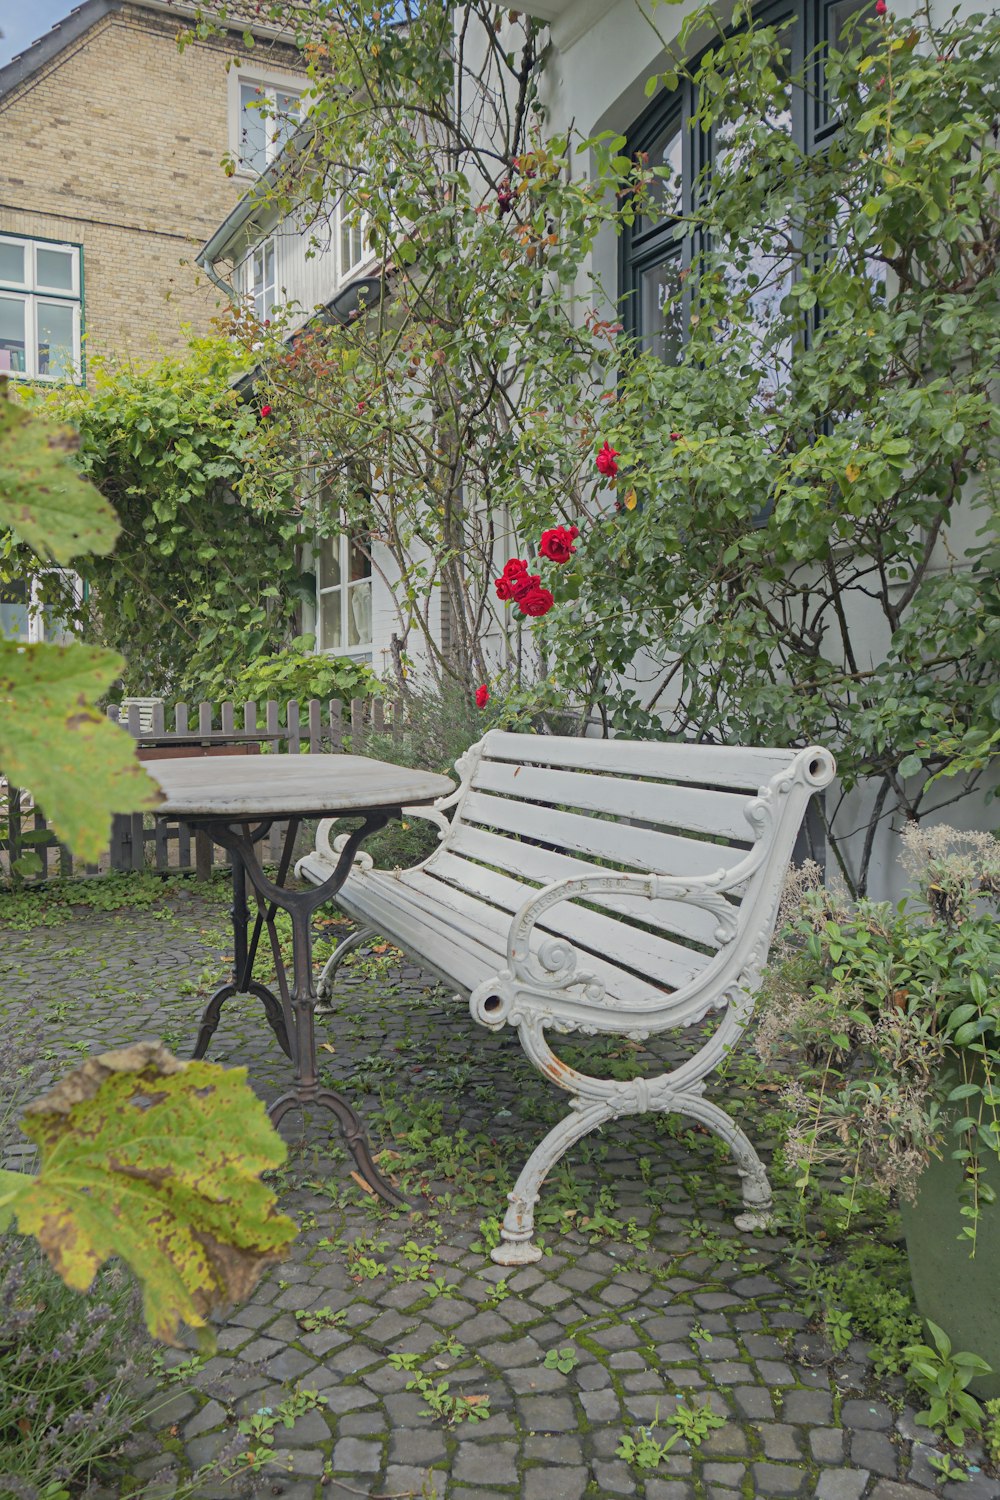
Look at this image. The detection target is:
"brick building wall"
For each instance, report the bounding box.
[0,2,303,377]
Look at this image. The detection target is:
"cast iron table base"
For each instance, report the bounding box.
[190,813,406,1209]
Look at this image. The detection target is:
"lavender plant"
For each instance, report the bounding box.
[0,1033,148,1500]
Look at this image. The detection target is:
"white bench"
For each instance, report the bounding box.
[296,732,835,1266]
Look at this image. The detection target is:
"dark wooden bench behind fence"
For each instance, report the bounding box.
[1,697,402,884]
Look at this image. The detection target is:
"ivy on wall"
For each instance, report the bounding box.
[16,338,310,700]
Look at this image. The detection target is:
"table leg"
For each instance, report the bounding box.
[268,897,407,1208]
[192,841,291,1061]
[206,815,407,1210]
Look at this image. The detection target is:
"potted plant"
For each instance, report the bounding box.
[757,825,1000,1398]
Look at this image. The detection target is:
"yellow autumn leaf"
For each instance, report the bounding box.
[624,489,638,511]
[845,463,861,483]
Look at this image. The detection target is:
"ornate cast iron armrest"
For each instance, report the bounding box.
[313,794,456,874]
[505,870,742,987]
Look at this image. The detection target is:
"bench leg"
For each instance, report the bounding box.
[315,926,377,1009]
[491,1013,772,1267]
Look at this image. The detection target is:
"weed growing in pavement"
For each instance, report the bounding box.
[430,1335,466,1358]
[387,1351,422,1371]
[617,1398,726,1469]
[221,1388,329,1477]
[544,1347,580,1374]
[986,1399,1000,1467]
[150,1350,207,1385]
[392,1239,438,1282]
[792,1225,923,1377]
[905,1319,992,1448]
[294,1306,347,1333]
[928,1451,971,1484]
[405,1372,491,1425]
[423,1273,461,1300]
[668,1397,727,1447]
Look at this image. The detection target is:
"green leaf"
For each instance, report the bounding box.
[0,383,120,563]
[0,1166,30,1231]
[0,640,163,860]
[9,1042,298,1346]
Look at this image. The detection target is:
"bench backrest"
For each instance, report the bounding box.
[426,731,835,1007]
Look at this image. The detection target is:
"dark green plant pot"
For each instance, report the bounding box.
[900,1140,1000,1400]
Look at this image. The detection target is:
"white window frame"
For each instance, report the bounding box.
[0,235,82,383]
[0,571,81,643]
[229,67,306,178]
[244,235,277,323]
[316,532,373,657]
[336,198,369,283]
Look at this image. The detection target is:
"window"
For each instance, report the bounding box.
[620,0,868,355]
[316,533,373,653]
[338,201,367,281]
[248,237,277,322]
[0,235,81,382]
[234,74,303,176]
[0,573,80,642]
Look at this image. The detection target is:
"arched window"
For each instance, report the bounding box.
[619,0,867,356]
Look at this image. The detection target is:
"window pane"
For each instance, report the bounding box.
[0,240,25,285]
[36,246,74,291]
[0,581,29,641]
[319,588,343,649]
[640,259,684,365]
[347,581,372,647]
[0,296,27,373]
[348,537,370,582]
[272,90,300,159]
[37,301,75,379]
[318,535,342,589]
[640,123,683,228]
[341,212,363,275]
[240,82,267,174]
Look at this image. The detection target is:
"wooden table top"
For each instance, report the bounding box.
[144,753,454,820]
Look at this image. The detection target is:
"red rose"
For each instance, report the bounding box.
[670,431,681,441]
[494,558,531,601]
[511,571,541,602]
[261,404,273,418]
[596,441,619,478]
[475,685,489,708]
[517,584,555,618]
[875,0,887,13]
[539,525,579,564]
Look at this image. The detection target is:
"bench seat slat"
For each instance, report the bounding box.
[481,733,798,791]
[337,868,670,1008]
[460,790,746,879]
[472,759,756,846]
[440,823,727,949]
[419,850,710,990]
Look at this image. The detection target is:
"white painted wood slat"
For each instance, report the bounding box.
[459,789,746,878]
[419,851,708,990]
[472,758,756,845]
[436,823,727,949]
[481,731,798,791]
[339,870,668,1007]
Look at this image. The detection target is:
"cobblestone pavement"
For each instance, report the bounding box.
[2,877,998,1500]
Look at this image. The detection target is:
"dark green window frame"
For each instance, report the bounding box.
[619,0,865,355]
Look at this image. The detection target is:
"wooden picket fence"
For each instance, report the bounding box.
[1,697,403,885]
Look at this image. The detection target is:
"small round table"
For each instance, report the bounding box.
[146,753,454,1207]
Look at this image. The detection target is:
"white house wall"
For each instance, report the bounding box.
[512,0,998,896]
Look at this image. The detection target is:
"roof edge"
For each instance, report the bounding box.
[0,0,300,102]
